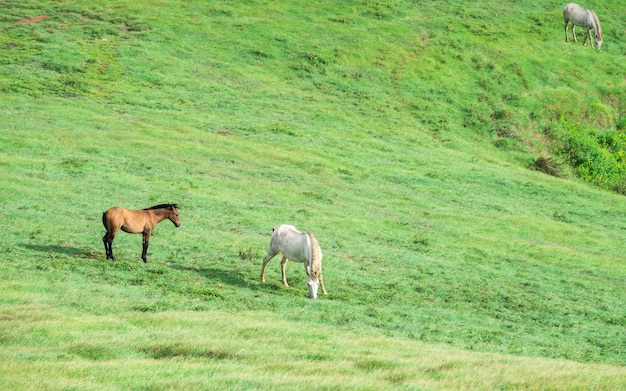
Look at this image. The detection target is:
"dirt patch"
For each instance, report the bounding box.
[15,14,51,24]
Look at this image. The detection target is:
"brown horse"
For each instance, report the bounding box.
[102,204,180,263]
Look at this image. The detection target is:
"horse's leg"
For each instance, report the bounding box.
[281,256,289,287]
[319,269,327,295]
[572,25,577,43]
[142,241,149,263]
[103,230,117,260]
[260,250,278,282]
[582,28,591,46]
[564,22,569,42]
[141,230,151,263]
[102,232,110,259]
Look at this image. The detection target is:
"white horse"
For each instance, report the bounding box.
[563,3,603,49]
[260,224,327,299]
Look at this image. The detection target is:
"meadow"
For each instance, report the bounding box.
[0,0,625,389]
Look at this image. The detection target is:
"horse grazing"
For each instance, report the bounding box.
[563,3,603,49]
[102,204,180,263]
[260,224,327,299]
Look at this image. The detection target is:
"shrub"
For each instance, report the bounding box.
[550,121,626,194]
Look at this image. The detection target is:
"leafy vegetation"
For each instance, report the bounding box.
[544,120,626,193]
[1,0,625,389]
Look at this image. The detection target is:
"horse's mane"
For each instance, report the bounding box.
[590,10,602,40]
[307,232,321,273]
[144,203,178,210]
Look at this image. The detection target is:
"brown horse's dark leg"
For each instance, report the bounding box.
[102,233,109,259]
[109,235,115,260]
[102,212,116,260]
[103,232,116,260]
[141,242,149,263]
[141,231,151,263]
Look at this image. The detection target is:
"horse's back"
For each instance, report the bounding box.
[103,206,128,218]
[563,3,590,22]
[270,224,310,262]
[273,224,299,234]
[103,206,122,222]
[103,206,140,231]
[563,3,582,13]
[271,224,302,242]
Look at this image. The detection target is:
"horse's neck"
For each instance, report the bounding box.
[150,208,171,224]
[590,11,601,37]
[587,11,596,28]
[307,233,321,268]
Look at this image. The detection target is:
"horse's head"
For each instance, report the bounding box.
[169,204,181,227]
[594,37,603,49]
[307,269,320,299]
[591,10,602,49]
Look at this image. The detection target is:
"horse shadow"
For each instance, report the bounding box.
[21,243,99,259]
[170,264,260,291]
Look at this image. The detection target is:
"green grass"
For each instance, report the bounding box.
[1,308,624,390]
[1,0,625,389]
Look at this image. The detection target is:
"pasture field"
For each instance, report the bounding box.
[1,0,625,389]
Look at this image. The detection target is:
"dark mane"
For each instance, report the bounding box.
[144,203,178,210]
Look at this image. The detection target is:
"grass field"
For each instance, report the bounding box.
[1,0,625,389]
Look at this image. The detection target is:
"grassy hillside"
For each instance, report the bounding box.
[1,0,625,389]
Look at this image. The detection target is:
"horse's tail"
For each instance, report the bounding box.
[102,211,110,232]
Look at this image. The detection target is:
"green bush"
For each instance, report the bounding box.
[551,121,626,194]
